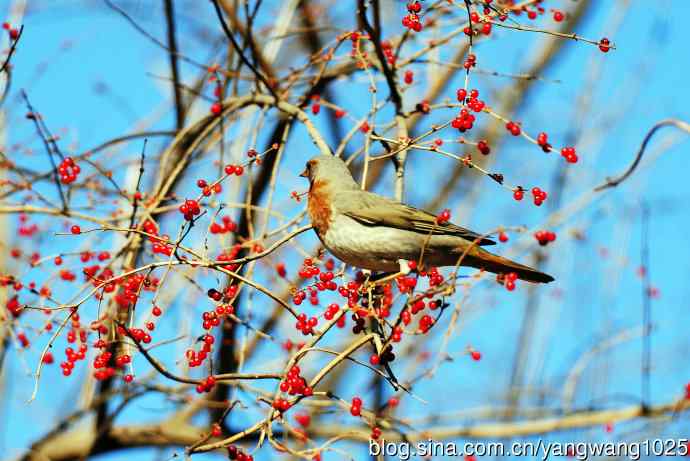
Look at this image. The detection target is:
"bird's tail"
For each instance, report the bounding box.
[462,247,554,283]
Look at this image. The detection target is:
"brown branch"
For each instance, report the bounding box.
[20,91,68,212]
[210,0,278,99]
[594,119,690,191]
[163,0,185,130]
[310,399,690,441]
[0,25,22,75]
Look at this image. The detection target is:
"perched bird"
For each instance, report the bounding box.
[300,155,554,283]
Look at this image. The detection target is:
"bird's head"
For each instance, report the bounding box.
[300,155,359,190]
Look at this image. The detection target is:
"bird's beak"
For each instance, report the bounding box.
[299,168,309,178]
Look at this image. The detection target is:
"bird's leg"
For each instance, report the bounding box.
[365,261,412,288]
[366,271,393,283]
[397,259,411,275]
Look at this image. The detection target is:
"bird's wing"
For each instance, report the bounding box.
[336,190,495,246]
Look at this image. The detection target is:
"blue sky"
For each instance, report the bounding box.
[1,1,690,460]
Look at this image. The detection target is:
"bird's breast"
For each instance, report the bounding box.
[320,214,422,272]
[307,180,333,237]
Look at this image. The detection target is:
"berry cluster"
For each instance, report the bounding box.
[179,199,201,221]
[404,69,414,85]
[196,178,222,196]
[536,132,552,152]
[112,273,158,311]
[295,313,318,335]
[201,305,231,330]
[323,303,340,320]
[209,215,238,234]
[371,427,382,440]
[297,258,321,279]
[381,40,396,65]
[418,314,434,333]
[142,219,172,256]
[272,397,291,412]
[534,230,557,246]
[118,326,152,344]
[91,350,116,380]
[369,345,395,366]
[293,259,338,306]
[502,271,519,291]
[531,187,548,206]
[436,209,451,224]
[463,53,477,70]
[223,164,245,176]
[58,157,80,184]
[195,375,216,394]
[477,139,491,155]
[279,365,313,397]
[560,146,578,164]
[5,295,21,317]
[454,89,485,124]
[402,2,423,32]
[60,318,88,376]
[505,120,522,136]
[395,275,417,294]
[2,22,19,40]
[227,445,253,461]
[185,334,214,368]
[350,396,363,416]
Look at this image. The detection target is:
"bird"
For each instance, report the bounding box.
[300,154,554,283]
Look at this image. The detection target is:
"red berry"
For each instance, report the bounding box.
[436,209,451,224]
[404,70,414,85]
[506,121,521,136]
[599,37,611,53]
[477,140,490,155]
[211,102,222,115]
[70,225,81,235]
